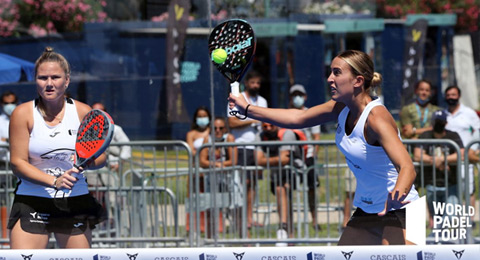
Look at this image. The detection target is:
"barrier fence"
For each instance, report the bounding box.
[0,139,478,248]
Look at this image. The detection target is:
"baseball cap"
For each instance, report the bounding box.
[289,84,306,95]
[432,110,447,122]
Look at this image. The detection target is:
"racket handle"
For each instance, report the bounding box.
[231,81,240,96]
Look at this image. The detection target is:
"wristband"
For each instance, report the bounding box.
[52,177,58,189]
[244,104,251,118]
[412,127,417,135]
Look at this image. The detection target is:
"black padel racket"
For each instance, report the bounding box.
[208,19,256,117]
[75,109,114,170]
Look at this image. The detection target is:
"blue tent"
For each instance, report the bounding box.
[0,53,35,85]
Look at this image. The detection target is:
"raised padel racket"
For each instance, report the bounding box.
[75,109,114,170]
[208,19,256,118]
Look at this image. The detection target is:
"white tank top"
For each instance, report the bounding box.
[16,99,88,198]
[335,98,419,213]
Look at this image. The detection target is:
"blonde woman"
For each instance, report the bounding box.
[8,47,106,249]
[228,50,419,245]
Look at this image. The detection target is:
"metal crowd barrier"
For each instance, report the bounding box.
[0,139,478,248]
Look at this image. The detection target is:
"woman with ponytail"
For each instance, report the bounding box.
[228,50,419,245]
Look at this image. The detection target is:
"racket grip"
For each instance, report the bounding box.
[231,81,240,96]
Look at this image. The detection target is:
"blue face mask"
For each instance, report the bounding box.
[292,95,305,108]
[196,117,209,128]
[3,104,16,116]
[416,96,430,106]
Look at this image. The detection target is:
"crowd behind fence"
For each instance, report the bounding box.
[0,139,479,248]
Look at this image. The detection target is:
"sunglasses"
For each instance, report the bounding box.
[214,126,225,130]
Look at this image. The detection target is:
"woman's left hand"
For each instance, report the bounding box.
[378,190,409,216]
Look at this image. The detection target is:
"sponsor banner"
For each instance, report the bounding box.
[165,0,190,123]
[453,35,478,110]
[401,19,428,106]
[2,245,479,260]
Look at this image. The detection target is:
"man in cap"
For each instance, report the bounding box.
[288,84,321,230]
[413,110,463,228]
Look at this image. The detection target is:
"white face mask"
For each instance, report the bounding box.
[196,117,210,128]
[3,104,16,116]
[292,95,305,108]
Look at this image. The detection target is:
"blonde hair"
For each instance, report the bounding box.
[34,46,71,77]
[337,50,382,93]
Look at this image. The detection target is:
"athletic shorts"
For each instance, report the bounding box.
[7,194,106,235]
[347,208,406,229]
[338,208,407,245]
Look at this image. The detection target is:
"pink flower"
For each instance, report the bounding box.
[28,23,47,37]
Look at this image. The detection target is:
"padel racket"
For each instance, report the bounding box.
[75,109,114,170]
[208,19,256,118]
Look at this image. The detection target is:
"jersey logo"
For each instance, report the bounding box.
[50,131,61,138]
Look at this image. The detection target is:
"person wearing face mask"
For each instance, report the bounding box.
[227,70,268,230]
[198,117,241,237]
[444,85,480,218]
[400,80,440,139]
[0,90,18,240]
[413,110,464,229]
[288,84,322,229]
[186,106,211,157]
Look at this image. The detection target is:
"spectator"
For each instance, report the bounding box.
[198,117,240,237]
[228,70,268,229]
[0,90,17,162]
[256,122,297,246]
[0,90,18,240]
[92,102,132,172]
[288,84,321,229]
[413,110,463,228]
[88,102,131,226]
[185,106,211,234]
[400,80,440,139]
[444,86,480,222]
[186,106,211,157]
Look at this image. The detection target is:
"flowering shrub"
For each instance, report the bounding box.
[376,0,479,32]
[0,0,19,37]
[303,1,372,15]
[0,0,108,37]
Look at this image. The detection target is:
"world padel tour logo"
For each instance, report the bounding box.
[431,202,474,242]
[93,255,111,260]
[307,252,325,260]
[417,251,436,260]
[199,253,217,260]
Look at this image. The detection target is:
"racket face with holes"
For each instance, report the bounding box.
[75,109,114,169]
[208,19,256,83]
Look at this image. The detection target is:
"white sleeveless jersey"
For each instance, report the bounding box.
[16,99,88,198]
[335,98,418,213]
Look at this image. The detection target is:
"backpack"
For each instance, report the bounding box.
[278,128,309,160]
[261,128,309,160]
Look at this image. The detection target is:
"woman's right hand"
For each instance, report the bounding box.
[228,93,249,113]
[55,168,80,190]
